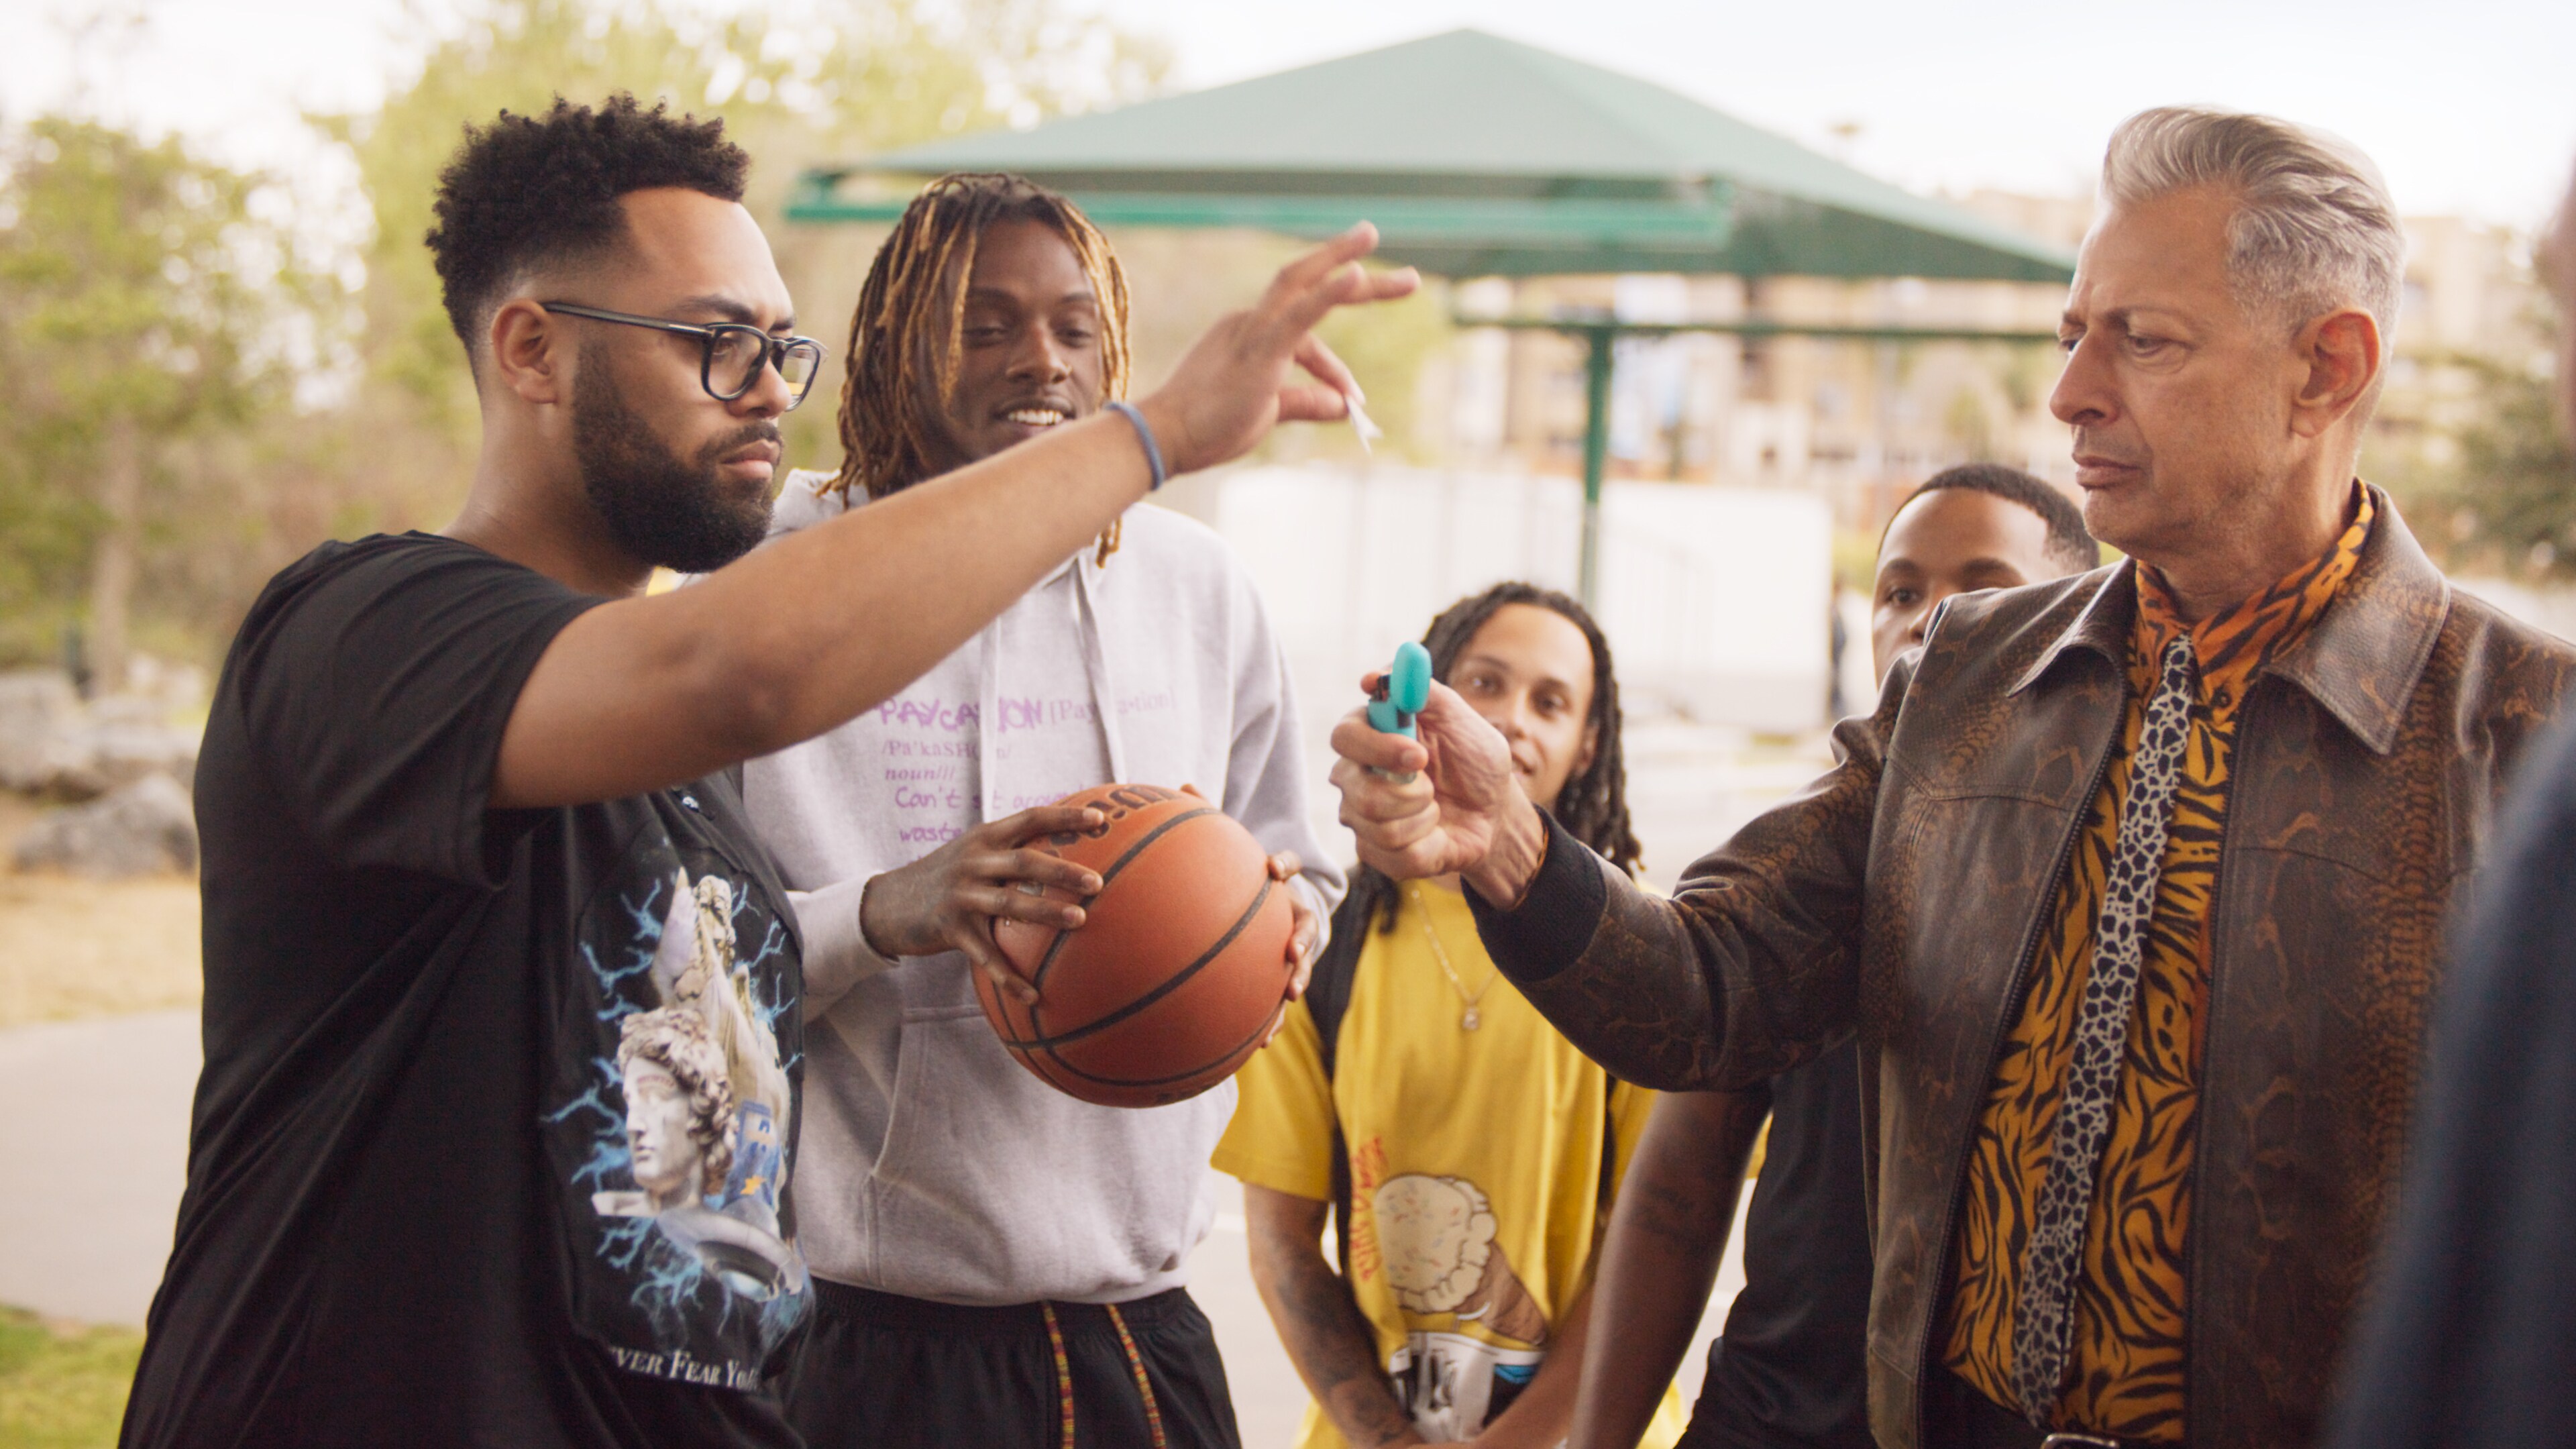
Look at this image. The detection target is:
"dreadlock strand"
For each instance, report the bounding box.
[932,221,983,425]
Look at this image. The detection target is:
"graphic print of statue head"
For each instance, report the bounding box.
[1372,1173,1549,1346]
[618,1007,736,1210]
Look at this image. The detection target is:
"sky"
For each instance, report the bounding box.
[3,0,2572,229]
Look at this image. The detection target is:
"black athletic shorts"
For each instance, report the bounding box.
[777,1279,1244,1449]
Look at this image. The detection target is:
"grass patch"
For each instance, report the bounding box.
[0,1307,142,1449]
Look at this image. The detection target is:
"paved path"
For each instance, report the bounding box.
[0,1008,197,1327]
[0,1005,1743,1446]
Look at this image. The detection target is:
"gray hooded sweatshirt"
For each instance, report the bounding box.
[745,470,1343,1306]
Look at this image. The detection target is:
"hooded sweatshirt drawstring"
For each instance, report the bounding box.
[1073,553,1130,788]
[976,621,1002,823]
[977,547,1130,823]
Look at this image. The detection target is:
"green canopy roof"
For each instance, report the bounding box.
[788,28,2074,282]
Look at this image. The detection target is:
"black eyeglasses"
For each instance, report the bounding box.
[541,302,826,410]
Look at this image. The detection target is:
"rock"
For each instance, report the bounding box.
[0,670,88,796]
[78,718,199,796]
[0,668,199,800]
[123,653,209,716]
[13,774,199,878]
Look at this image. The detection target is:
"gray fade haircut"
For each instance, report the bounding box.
[2102,107,2406,357]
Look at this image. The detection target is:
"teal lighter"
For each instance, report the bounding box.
[1366,641,1433,784]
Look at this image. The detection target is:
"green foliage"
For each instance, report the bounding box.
[0,0,1167,668]
[1941,384,1996,462]
[0,117,321,664]
[1108,225,1452,463]
[1313,278,1452,461]
[318,0,1167,480]
[1832,527,1882,593]
[2376,339,2576,582]
[1993,339,2055,415]
[0,1306,146,1449]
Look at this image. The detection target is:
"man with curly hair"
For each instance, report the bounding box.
[119,93,1411,1449]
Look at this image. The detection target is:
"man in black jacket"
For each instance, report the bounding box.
[1572,466,2096,1449]
[1330,108,2573,1449]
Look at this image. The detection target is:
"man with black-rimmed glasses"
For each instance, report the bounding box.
[117,94,1413,1449]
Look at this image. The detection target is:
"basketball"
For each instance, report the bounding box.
[979,782,1295,1108]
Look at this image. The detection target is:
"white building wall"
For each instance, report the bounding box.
[1185,463,1834,871]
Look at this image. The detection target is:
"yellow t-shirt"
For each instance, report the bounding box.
[1216,880,1689,1449]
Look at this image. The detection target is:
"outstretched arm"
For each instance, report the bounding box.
[1570,1090,1770,1449]
[492,228,1418,808]
[1330,663,1900,1091]
[1244,1184,1426,1449]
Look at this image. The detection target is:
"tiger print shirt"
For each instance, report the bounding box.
[1937,488,2376,1440]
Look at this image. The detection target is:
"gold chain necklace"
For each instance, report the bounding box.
[1411,882,1497,1031]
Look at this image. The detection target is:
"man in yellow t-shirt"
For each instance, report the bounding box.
[1218,582,1686,1449]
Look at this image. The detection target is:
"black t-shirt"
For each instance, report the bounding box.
[122,535,810,1449]
[1684,1038,1876,1449]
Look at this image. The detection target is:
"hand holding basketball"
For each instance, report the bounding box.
[1268,849,1320,1042]
[859,804,1107,1004]
[1271,851,1319,988]
[980,784,1299,1108]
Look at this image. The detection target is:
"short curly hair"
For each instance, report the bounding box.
[425,93,749,357]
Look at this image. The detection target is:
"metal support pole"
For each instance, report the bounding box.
[1578,326,1614,610]
[1462,309,2054,612]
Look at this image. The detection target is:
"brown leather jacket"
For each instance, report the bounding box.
[1474,494,2574,1448]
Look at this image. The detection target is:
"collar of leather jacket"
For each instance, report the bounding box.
[2005,483,2444,756]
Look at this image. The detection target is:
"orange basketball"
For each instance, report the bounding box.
[980,782,1295,1108]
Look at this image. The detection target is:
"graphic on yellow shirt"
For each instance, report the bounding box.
[1367,1167,1548,1438]
[1374,1173,1544,1342]
[1215,881,1687,1449]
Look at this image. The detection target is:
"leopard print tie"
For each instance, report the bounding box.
[2009,634,2199,1423]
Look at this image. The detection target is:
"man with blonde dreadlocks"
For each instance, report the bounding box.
[740,172,1342,1448]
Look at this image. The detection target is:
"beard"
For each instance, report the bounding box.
[573,352,775,574]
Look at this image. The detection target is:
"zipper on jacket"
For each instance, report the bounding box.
[1909,686,2123,1447]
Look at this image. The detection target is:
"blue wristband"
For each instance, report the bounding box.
[1103,400,1167,492]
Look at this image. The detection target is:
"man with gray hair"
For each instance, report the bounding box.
[1328,107,2575,1449]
